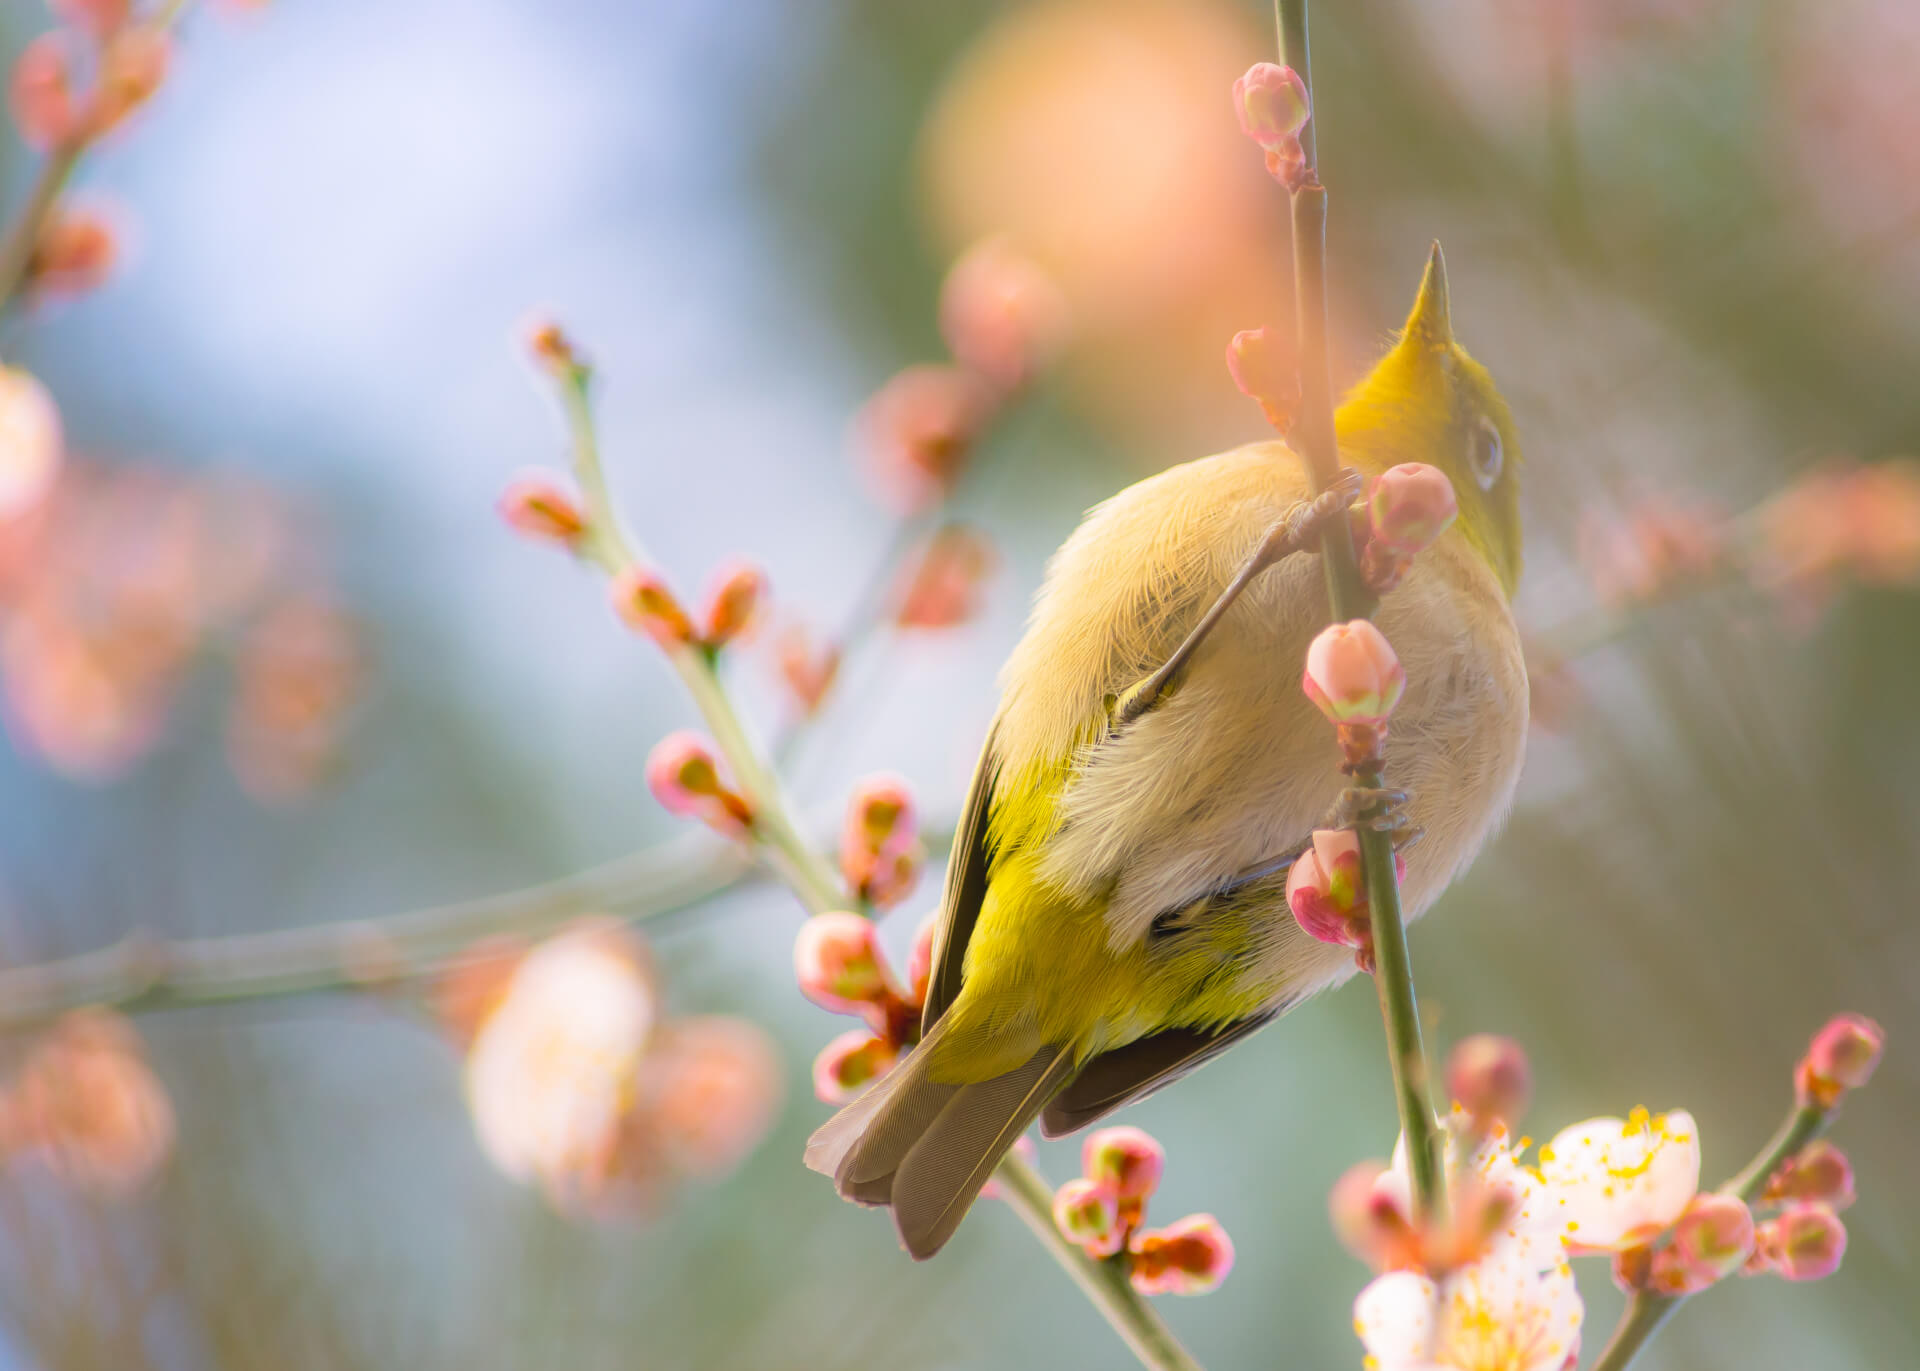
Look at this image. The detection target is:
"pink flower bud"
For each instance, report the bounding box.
[1083,1126,1165,1205]
[645,730,752,835]
[1225,327,1300,432]
[858,363,996,515]
[27,201,118,298]
[1645,1193,1755,1295]
[937,237,1070,393]
[1445,1034,1532,1131]
[1231,63,1310,150]
[1757,1203,1848,1282]
[1129,1214,1235,1295]
[648,1015,783,1179]
[905,912,937,1009]
[1301,619,1405,726]
[771,620,839,715]
[1053,1176,1124,1258]
[1765,1141,1855,1212]
[696,559,766,648]
[793,911,892,1015]
[53,0,131,40]
[1369,463,1458,556]
[1797,1013,1884,1106]
[497,474,587,547]
[839,774,923,910]
[1329,1160,1422,1272]
[11,33,80,149]
[6,1009,175,1195]
[810,1029,897,1104]
[525,318,585,377]
[894,525,996,629]
[90,25,169,137]
[610,566,697,650]
[1285,828,1400,970]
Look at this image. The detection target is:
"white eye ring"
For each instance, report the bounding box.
[1471,416,1503,490]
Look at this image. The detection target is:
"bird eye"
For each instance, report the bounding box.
[1471,416,1503,490]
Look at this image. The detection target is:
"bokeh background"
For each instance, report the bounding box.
[1,0,1917,1367]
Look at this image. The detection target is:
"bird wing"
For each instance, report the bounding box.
[1038,1011,1280,1137]
[920,721,1001,1033]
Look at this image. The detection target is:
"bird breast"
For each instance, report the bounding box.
[992,444,1528,965]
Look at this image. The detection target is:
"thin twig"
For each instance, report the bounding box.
[545,357,1204,1371]
[1274,0,1444,1222]
[555,363,846,916]
[0,831,750,1033]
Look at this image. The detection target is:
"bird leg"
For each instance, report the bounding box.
[1111,467,1364,728]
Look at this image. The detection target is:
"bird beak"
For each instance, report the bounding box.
[1403,242,1452,348]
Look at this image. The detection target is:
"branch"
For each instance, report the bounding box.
[547,359,1205,1371]
[1274,0,1445,1220]
[1586,1101,1832,1371]
[554,364,845,916]
[0,831,752,1034]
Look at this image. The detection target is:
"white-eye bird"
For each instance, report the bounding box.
[807,247,1529,1258]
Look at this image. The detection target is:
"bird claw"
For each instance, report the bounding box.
[1323,785,1412,835]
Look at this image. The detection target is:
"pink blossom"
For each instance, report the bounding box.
[1301,620,1405,726]
[1231,63,1309,149]
[1224,326,1299,432]
[938,236,1070,392]
[1753,1202,1848,1282]
[1128,1214,1235,1295]
[9,33,79,149]
[857,363,995,515]
[770,619,839,715]
[811,1030,897,1104]
[643,1015,782,1178]
[1640,1192,1755,1295]
[697,559,765,648]
[1764,1141,1855,1211]
[838,773,923,909]
[792,911,892,1015]
[1355,1243,1580,1371]
[645,730,752,835]
[610,565,697,650]
[497,474,586,547]
[1797,1012,1884,1106]
[2,1009,174,1195]
[1083,1125,1165,1205]
[1369,463,1458,556]
[27,200,119,299]
[90,25,170,138]
[1053,1176,1124,1258]
[893,525,996,630]
[53,0,131,40]
[905,912,938,1009]
[1446,1034,1532,1133]
[1285,828,1400,970]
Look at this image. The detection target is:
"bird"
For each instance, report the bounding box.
[807,245,1530,1259]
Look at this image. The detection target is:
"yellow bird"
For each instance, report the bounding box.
[807,246,1529,1258]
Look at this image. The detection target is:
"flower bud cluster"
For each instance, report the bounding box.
[838,773,924,909]
[860,240,1066,516]
[1049,1126,1233,1296]
[799,910,937,1104]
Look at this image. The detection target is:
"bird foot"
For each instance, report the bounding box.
[1322,785,1414,836]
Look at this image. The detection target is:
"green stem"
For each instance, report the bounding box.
[996,1153,1205,1371]
[1588,1101,1831,1371]
[1274,0,1443,1222]
[0,140,84,316]
[557,365,846,916]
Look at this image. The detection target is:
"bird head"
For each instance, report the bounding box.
[1335,244,1523,597]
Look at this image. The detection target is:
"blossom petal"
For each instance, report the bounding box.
[1539,1109,1699,1251]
